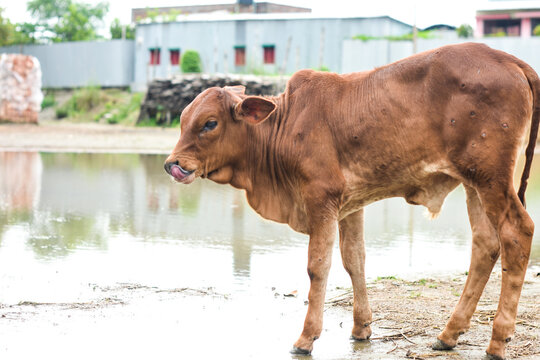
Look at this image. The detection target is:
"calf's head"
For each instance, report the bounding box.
[164,86,276,184]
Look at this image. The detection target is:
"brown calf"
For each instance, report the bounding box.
[165,43,539,359]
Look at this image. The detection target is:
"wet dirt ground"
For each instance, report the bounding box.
[1,273,538,360]
[0,122,178,154]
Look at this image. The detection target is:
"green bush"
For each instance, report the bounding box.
[73,85,101,112]
[486,31,506,37]
[457,24,473,38]
[352,30,434,42]
[55,85,103,119]
[534,24,540,36]
[181,50,202,73]
[41,93,56,109]
[55,106,68,119]
[93,92,143,125]
[352,34,377,41]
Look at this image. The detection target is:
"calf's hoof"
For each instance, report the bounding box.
[485,352,505,360]
[486,339,506,360]
[350,334,371,342]
[351,324,372,341]
[290,346,311,355]
[431,339,455,351]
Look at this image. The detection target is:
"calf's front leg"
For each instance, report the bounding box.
[291,218,337,354]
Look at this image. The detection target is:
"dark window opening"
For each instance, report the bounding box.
[235,46,246,66]
[263,45,275,64]
[149,48,161,65]
[484,19,521,36]
[170,49,180,65]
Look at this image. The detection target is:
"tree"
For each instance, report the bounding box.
[0,8,35,45]
[26,0,108,42]
[14,23,39,44]
[27,0,71,21]
[146,8,159,22]
[457,24,474,38]
[110,18,135,40]
[181,50,202,73]
[0,8,14,46]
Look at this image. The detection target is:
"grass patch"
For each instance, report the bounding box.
[54,87,143,125]
[94,92,143,125]
[55,85,105,120]
[353,30,435,42]
[41,93,56,109]
[376,275,398,281]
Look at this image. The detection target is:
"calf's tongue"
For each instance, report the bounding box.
[171,165,186,180]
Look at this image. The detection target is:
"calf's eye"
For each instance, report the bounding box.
[202,120,218,132]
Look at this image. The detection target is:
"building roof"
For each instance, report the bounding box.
[423,24,457,31]
[135,13,413,29]
[477,0,540,13]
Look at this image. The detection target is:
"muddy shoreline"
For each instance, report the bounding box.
[1,122,540,155]
[326,272,540,360]
[0,122,179,154]
[1,272,538,359]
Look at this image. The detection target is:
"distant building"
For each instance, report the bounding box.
[132,1,311,23]
[476,1,540,37]
[133,13,412,90]
[423,24,458,40]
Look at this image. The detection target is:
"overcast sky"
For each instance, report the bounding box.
[3,0,540,32]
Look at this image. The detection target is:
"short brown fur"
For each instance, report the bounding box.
[165,43,539,359]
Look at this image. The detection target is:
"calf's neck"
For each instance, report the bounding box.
[165,43,539,359]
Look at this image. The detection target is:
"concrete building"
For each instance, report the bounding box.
[131,1,311,23]
[476,1,540,37]
[133,13,412,90]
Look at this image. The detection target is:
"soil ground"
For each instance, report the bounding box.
[1,272,538,359]
[0,121,179,154]
[326,272,540,360]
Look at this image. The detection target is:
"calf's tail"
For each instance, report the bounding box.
[517,64,540,207]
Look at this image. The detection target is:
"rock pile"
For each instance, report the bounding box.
[137,74,286,125]
[0,54,43,124]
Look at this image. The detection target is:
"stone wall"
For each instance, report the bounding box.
[137,74,287,125]
[0,54,43,124]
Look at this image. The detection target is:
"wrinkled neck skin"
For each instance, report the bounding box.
[225,93,309,233]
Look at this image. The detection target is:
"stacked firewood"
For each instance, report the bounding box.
[138,74,285,126]
[0,54,43,124]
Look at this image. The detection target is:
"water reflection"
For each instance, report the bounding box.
[232,191,251,278]
[0,151,539,275]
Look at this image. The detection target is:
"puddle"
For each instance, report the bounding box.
[0,152,539,359]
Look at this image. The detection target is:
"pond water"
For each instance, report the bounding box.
[0,152,539,359]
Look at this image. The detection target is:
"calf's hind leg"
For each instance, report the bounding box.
[478,186,534,360]
[433,185,500,350]
[338,209,372,341]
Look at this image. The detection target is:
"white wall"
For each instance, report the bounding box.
[0,40,135,88]
[342,37,540,74]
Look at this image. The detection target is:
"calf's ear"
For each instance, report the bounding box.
[234,96,276,125]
